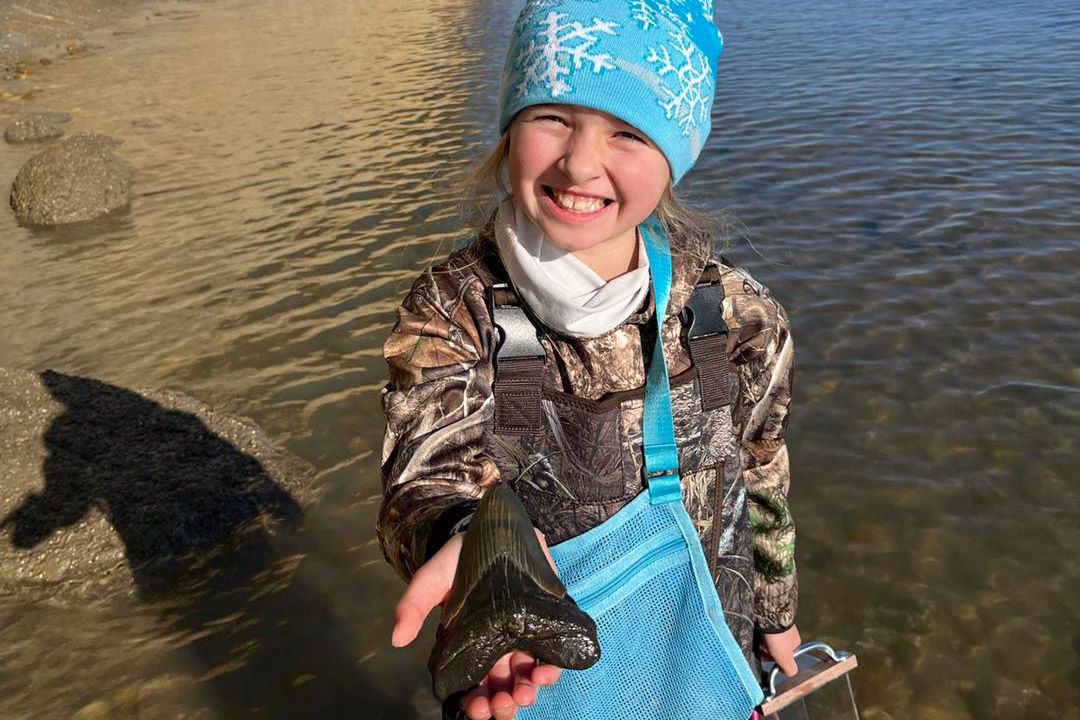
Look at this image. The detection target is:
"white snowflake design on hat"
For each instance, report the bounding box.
[513,11,619,98]
[632,0,691,32]
[645,31,713,135]
[504,0,720,164]
[630,0,714,136]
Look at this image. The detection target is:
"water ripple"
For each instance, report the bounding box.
[0,0,1077,717]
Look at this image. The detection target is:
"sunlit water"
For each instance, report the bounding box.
[1,0,1077,718]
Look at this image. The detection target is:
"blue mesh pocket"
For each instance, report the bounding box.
[516,492,763,720]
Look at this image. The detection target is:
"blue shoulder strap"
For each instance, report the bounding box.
[639,219,682,506]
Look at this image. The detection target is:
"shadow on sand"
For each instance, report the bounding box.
[2,370,413,718]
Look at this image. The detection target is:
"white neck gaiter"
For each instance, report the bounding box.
[494,199,651,338]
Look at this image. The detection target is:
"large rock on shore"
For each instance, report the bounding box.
[9,132,132,225]
[0,369,316,601]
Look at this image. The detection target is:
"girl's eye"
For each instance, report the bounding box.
[536,114,567,124]
[616,131,646,143]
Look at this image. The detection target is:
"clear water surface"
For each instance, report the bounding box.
[1,0,1077,718]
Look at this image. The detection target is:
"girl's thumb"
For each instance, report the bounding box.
[390,621,411,648]
[391,590,433,648]
[391,616,415,648]
[392,537,457,648]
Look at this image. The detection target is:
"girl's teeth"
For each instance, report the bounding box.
[554,191,604,213]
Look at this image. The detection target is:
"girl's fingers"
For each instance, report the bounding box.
[460,651,541,719]
[489,690,517,720]
[534,529,557,572]
[508,653,537,707]
[462,688,492,720]
[532,663,561,687]
[486,652,515,689]
[777,656,798,677]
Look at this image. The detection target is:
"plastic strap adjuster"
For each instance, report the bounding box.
[644,442,680,477]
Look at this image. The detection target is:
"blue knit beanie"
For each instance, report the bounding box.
[499,0,723,184]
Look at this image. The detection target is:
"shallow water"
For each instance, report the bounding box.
[1,0,1077,718]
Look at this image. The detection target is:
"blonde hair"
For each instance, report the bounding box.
[458,130,729,257]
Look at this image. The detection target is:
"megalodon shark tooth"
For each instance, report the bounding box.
[429,483,600,702]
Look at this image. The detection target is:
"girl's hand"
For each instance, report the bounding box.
[760,624,802,677]
[391,529,563,720]
[390,532,464,649]
[459,650,561,720]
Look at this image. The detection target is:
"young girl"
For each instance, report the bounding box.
[378,1,800,718]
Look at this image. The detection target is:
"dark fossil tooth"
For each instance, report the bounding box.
[429,483,600,702]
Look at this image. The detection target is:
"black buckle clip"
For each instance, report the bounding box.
[680,282,728,348]
[488,283,545,363]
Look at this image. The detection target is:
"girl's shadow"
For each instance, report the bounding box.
[2,370,412,718]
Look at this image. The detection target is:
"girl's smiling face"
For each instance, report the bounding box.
[507,104,670,269]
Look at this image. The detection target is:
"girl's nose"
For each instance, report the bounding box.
[557,132,602,185]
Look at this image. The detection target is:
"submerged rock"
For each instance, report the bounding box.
[9,132,132,225]
[4,113,69,143]
[0,368,315,601]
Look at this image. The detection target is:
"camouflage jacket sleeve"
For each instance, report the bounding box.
[376,269,500,582]
[730,268,798,633]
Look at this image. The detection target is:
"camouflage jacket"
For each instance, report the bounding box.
[377,224,798,646]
